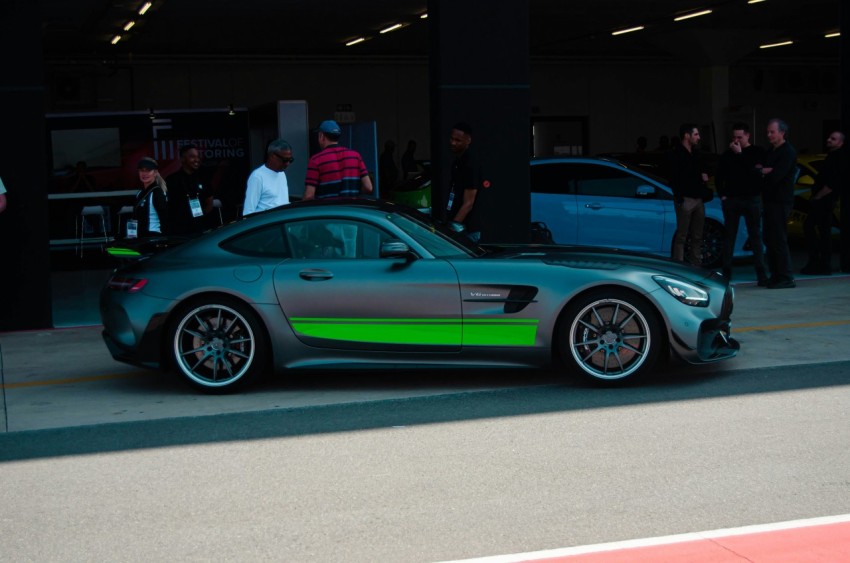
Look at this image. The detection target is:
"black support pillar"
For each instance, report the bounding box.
[841,2,850,271]
[428,0,531,243]
[0,1,52,330]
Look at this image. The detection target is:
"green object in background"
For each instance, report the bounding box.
[390,179,431,211]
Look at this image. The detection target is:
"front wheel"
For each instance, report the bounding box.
[170,298,267,393]
[557,289,663,384]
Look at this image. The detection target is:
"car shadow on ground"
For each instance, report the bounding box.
[2,358,848,462]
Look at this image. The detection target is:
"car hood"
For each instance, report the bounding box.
[480,243,719,281]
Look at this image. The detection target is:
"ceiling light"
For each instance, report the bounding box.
[674,9,712,22]
[825,32,841,38]
[138,2,152,16]
[111,35,122,45]
[420,13,428,19]
[747,0,766,4]
[123,21,136,31]
[612,26,644,36]
[759,40,793,49]
[346,37,366,46]
[380,23,403,34]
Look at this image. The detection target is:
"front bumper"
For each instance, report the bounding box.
[671,316,740,364]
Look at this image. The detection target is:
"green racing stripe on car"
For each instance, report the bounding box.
[290,317,539,346]
[107,247,142,257]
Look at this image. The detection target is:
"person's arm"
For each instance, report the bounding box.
[360,174,373,195]
[764,145,795,181]
[242,174,261,215]
[667,151,684,201]
[813,151,839,199]
[0,193,6,214]
[303,159,318,200]
[202,193,214,214]
[152,187,169,232]
[453,188,478,224]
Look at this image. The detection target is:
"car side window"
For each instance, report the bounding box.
[530,163,576,195]
[220,223,290,258]
[574,164,647,198]
[285,219,393,259]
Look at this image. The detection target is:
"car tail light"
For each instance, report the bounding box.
[107,276,148,292]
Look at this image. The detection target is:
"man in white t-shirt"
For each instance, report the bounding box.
[243,139,293,216]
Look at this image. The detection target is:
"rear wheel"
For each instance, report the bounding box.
[170,298,267,393]
[557,289,663,384]
[681,219,725,269]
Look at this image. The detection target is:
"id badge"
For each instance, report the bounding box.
[446,191,455,211]
[126,219,138,239]
[189,196,203,217]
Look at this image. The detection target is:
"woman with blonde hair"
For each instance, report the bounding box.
[129,156,169,237]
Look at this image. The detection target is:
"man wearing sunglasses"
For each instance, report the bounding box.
[243,138,293,216]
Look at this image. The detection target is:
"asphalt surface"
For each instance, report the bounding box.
[0,258,848,562]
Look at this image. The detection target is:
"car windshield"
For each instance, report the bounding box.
[388,209,484,258]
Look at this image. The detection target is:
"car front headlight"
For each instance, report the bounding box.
[653,275,709,307]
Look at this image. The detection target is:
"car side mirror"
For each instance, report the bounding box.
[636,184,656,198]
[381,240,416,261]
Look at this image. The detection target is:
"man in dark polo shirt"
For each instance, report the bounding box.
[166,144,214,236]
[759,118,798,289]
[716,122,767,284]
[802,130,844,275]
[446,122,486,243]
[668,123,710,266]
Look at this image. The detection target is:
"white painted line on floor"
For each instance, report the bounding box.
[438,513,850,562]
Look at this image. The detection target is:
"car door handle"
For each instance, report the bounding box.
[299,268,334,281]
[585,203,603,209]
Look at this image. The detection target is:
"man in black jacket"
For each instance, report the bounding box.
[669,123,709,266]
[802,131,844,275]
[166,144,214,236]
[716,122,767,284]
[759,118,798,289]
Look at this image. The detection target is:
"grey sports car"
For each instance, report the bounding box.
[100,199,739,392]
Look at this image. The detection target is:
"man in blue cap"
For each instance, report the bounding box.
[303,120,373,200]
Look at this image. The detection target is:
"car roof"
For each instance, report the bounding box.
[530,155,671,186]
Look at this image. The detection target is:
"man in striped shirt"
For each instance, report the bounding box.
[303,120,373,200]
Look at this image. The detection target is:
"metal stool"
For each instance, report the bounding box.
[213,198,224,225]
[77,205,108,256]
[116,205,134,237]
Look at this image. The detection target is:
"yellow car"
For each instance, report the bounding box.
[787,154,840,239]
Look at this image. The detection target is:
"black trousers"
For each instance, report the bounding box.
[721,196,765,274]
[762,200,794,280]
[803,192,837,267]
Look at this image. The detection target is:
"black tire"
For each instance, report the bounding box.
[170,297,268,393]
[680,219,725,269]
[557,289,663,384]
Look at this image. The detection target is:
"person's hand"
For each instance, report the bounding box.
[730,140,741,154]
[701,173,709,182]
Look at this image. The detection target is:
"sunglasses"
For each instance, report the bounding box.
[273,153,295,163]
